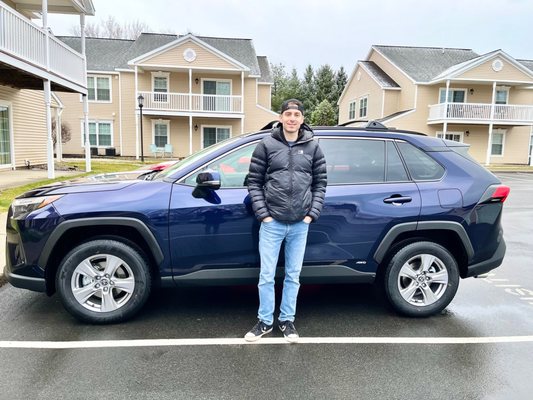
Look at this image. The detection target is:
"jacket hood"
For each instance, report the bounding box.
[271,122,314,145]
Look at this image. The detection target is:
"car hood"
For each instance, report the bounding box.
[17,179,139,198]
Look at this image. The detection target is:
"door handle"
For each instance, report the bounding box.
[383,195,412,205]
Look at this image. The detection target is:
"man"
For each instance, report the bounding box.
[245,99,327,343]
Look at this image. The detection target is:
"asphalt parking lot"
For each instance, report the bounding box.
[0,172,532,399]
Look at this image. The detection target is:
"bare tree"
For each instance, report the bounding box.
[69,16,151,39]
[51,120,72,147]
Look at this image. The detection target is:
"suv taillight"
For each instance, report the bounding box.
[491,185,510,203]
[479,184,510,204]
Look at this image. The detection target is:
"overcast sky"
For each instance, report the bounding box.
[47,0,533,75]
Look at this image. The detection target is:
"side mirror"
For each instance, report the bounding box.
[196,170,221,190]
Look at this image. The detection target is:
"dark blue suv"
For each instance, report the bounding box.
[5,123,510,323]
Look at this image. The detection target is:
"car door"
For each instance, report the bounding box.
[168,141,260,281]
[307,137,422,273]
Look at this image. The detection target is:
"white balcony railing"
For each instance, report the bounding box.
[428,102,533,123]
[0,2,85,88]
[139,91,243,114]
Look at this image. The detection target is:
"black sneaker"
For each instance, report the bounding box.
[244,320,273,342]
[278,320,299,343]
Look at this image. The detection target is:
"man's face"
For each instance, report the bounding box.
[279,107,304,135]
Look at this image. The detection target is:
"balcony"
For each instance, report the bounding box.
[0,2,86,90]
[138,91,243,115]
[428,102,533,125]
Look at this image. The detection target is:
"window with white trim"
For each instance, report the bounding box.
[436,131,463,142]
[152,72,169,102]
[0,103,12,165]
[203,80,231,111]
[495,87,509,105]
[439,88,465,103]
[87,76,111,102]
[491,129,505,156]
[359,97,368,118]
[203,126,230,148]
[349,101,356,120]
[82,121,113,147]
[153,120,169,147]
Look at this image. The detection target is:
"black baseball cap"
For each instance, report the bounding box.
[280,99,304,115]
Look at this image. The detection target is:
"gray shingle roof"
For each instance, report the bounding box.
[518,60,533,73]
[58,33,266,78]
[359,61,399,88]
[373,45,479,82]
[257,56,272,83]
[58,36,133,71]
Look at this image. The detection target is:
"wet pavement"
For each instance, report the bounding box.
[0,172,532,399]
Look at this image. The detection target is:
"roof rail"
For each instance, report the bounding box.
[364,120,387,130]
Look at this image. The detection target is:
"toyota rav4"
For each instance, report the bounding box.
[5,122,509,323]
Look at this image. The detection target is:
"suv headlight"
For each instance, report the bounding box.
[11,195,63,219]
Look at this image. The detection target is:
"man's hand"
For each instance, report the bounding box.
[263,217,274,223]
[303,216,313,224]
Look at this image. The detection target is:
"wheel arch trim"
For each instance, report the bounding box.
[39,217,164,267]
[373,221,474,264]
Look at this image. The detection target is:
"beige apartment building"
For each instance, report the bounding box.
[0,0,94,174]
[56,33,276,159]
[338,45,533,165]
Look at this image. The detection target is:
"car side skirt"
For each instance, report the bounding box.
[171,266,376,286]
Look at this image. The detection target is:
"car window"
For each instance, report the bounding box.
[319,138,385,184]
[386,141,409,182]
[182,143,257,188]
[397,141,445,180]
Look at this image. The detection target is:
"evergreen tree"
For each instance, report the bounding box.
[285,68,304,102]
[310,99,337,126]
[314,64,337,106]
[271,63,289,113]
[301,65,317,117]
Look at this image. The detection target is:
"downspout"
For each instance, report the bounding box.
[118,73,123,156]
[44,80,54,178]
[51,92,64,161]
[134,65,139,159]
[81,13,91,172]
[189,69,193,155]
[485,82,497,166]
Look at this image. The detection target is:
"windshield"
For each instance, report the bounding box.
[155,134,247,180]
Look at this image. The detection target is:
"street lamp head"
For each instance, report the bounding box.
[137,94,144,108]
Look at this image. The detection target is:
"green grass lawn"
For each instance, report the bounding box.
[0,160,145,212]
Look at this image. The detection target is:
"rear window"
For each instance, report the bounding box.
[397,142,445,181]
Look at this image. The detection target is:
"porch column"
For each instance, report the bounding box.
[443,80,450,136]
[134,65,139,159]
[42,0,49,71]
[485,124,494,166]
[189,115,193,155]
[490,82,497,120]
[44,80,54,179]
[81,14,91,172]
[189,69,192,112]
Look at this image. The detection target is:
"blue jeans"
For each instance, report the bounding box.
[257,219,310,325]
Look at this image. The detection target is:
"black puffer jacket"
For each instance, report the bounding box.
[248,123,327,222]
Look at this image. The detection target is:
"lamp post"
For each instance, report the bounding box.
[137,94,144,162]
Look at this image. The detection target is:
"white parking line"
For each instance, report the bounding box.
[495,284,521,288]
[1,336,533,349]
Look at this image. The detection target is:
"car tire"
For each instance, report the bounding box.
[384,241,459,317]
[56,239,151,324]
